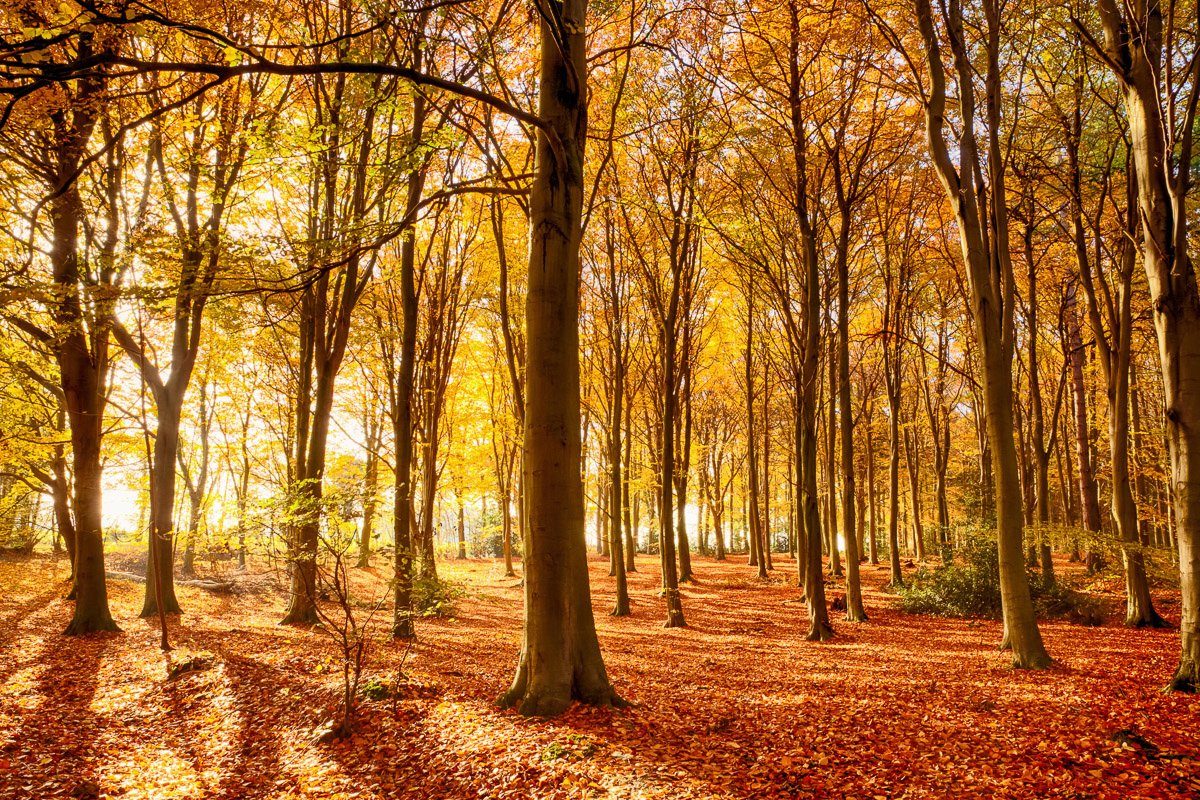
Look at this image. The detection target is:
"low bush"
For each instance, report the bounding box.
[897,533,1107,624]
[1035,581,1106,626]
[897,535,1001,618]
[412,575,466,617]
[359,676,391,700]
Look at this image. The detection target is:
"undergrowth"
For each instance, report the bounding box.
[898,534,1105,625]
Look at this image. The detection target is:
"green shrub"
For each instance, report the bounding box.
[412,575,465,617]
[897,532,1107,624]
[898,535,1001,618]
[360,676,391,700]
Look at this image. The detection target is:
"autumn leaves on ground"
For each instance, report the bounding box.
[1,553,1196,800]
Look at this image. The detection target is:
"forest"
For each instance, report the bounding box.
[0,0,1199,796]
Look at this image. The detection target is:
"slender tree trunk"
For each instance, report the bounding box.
[659,322,686,624]
[913,0,1050,666]
[358,412,380,568]
[904,426,926,563]
[676,345,694,582]
[788,0,833,640]
[826,334,842,577]
[866,412,879,565]
[762,377,774,570]
[837,218,865,619]
[887,398,904,586]
[1069,297,1104,537]
[745,298,767,579]
[610,346,630,616]
[623,404,637,572]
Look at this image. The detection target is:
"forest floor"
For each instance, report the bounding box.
[0,552,1197,800]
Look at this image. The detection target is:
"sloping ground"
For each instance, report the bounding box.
[0,553,1196,799]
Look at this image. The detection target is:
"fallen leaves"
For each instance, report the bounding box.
[0,552,1196,799]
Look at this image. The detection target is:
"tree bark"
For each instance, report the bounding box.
[1095,0,1199,684]
[913,0,1050,666]
[499,0,623,714]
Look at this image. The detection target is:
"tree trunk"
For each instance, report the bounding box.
[837,214,865,619]
[887,398,904,586]
[499,1,623,714]
[143,407,183,614]
[53,158,117,636]
[676,340,694,582]
[623,402,637,572]
[659,320,686,624]
[904,426,926,563]
[762,376,774,571]
[1095,0,1199,683]
[746,296,767,579]
[913,0,1050,667]
[502,485,516,577]
[826,334,842,577]
[610,352,630,616]
[358,412,380,568]
[866,412,879,565]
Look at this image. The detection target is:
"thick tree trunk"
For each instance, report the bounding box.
[142,409,182,615]
[66,435,118,635]
[1112,369,1165,626]
[53,173,117,636]
[987,344,1052,666]
[799,381,833,640]
[913,0,1050,667]
[499,1,623,714]
[1094,0,1200,683]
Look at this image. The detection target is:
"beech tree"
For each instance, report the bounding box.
[497,0,623,714]
[899,0,1053,666]
[1090,0,1200,688]
[1,20,121,634]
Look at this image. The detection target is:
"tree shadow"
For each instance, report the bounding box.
[0,585,68,681]
[0,630,112,799]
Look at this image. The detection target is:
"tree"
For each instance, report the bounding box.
[0,22,122,634]
[899,0,1052,666]
[1090,0,1200,687]
[497,0,623,715]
